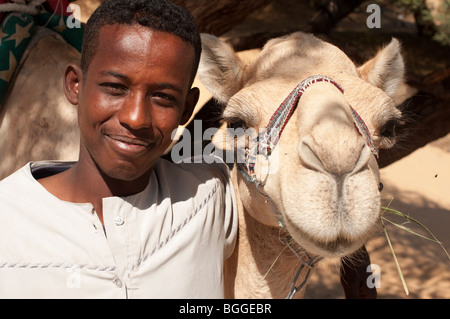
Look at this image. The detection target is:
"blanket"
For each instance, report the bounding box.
[0,0,84,105]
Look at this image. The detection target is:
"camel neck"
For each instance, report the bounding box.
[224,208,310,298]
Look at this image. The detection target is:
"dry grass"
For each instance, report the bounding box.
[381,198,450,295]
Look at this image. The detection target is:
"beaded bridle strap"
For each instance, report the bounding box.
[237,75,379,187]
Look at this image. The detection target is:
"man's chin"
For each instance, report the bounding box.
[96,159,155,195]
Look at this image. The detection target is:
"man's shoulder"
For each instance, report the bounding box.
[0,161,76,211]
[0,163,31,192]
[0,164,40,234]
[0,161,73,191]
[153,157,234,205]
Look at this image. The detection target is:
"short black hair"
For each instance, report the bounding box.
[81,0,201,82]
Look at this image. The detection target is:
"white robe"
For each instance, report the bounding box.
[0,158,237,298]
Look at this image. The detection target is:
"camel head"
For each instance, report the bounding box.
[198,32,404,258]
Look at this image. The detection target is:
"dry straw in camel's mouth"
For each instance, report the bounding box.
[380,199,450,295]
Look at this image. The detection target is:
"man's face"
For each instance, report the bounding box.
[73,24,198,182]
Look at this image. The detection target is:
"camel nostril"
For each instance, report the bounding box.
[298,138,326,173]
[299,135,371,177]
[351,143,372,174]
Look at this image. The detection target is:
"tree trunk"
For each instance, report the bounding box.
[227,0,365,51]
[303,0,365,34]
[413,0,437,38]
[172,0,272,35]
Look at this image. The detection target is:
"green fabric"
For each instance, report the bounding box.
[0,13,35,105]
[37,11,83,53]
[0,7,84,106]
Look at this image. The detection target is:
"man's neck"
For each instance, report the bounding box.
[36,160,152,224]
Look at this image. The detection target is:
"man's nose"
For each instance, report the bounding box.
[118,93,152,130]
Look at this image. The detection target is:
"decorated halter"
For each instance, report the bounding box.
[237,75,379,187]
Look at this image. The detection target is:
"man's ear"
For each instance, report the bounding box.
[64,63,83,105]
[180,86,200,125]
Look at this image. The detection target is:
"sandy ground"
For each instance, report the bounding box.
[305,139,450,299]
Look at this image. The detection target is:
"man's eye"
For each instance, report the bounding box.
[152,93,176,106]
[100,83,127,95]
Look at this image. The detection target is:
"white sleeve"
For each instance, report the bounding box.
[202,154,238,260]
[222,163,238,260]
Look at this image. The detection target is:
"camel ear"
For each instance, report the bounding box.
[358,38,404,97]
[198,34,245,104]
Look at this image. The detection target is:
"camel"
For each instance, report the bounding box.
[197,31,405,298]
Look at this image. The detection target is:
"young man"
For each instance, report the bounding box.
[0,0,237,298]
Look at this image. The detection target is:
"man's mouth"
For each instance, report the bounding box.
[107,134,151,147]
[105,134,155,155]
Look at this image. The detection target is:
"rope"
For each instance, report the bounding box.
[276,228,323,299]
[0,0,47,15]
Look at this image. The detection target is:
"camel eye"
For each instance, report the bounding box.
[226,117,248,130]
[380,119,397,139]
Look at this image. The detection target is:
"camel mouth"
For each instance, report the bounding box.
[298,233,365,258]
[298,233,366,258]
[311,236,365,257]
[283,215,375,258]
